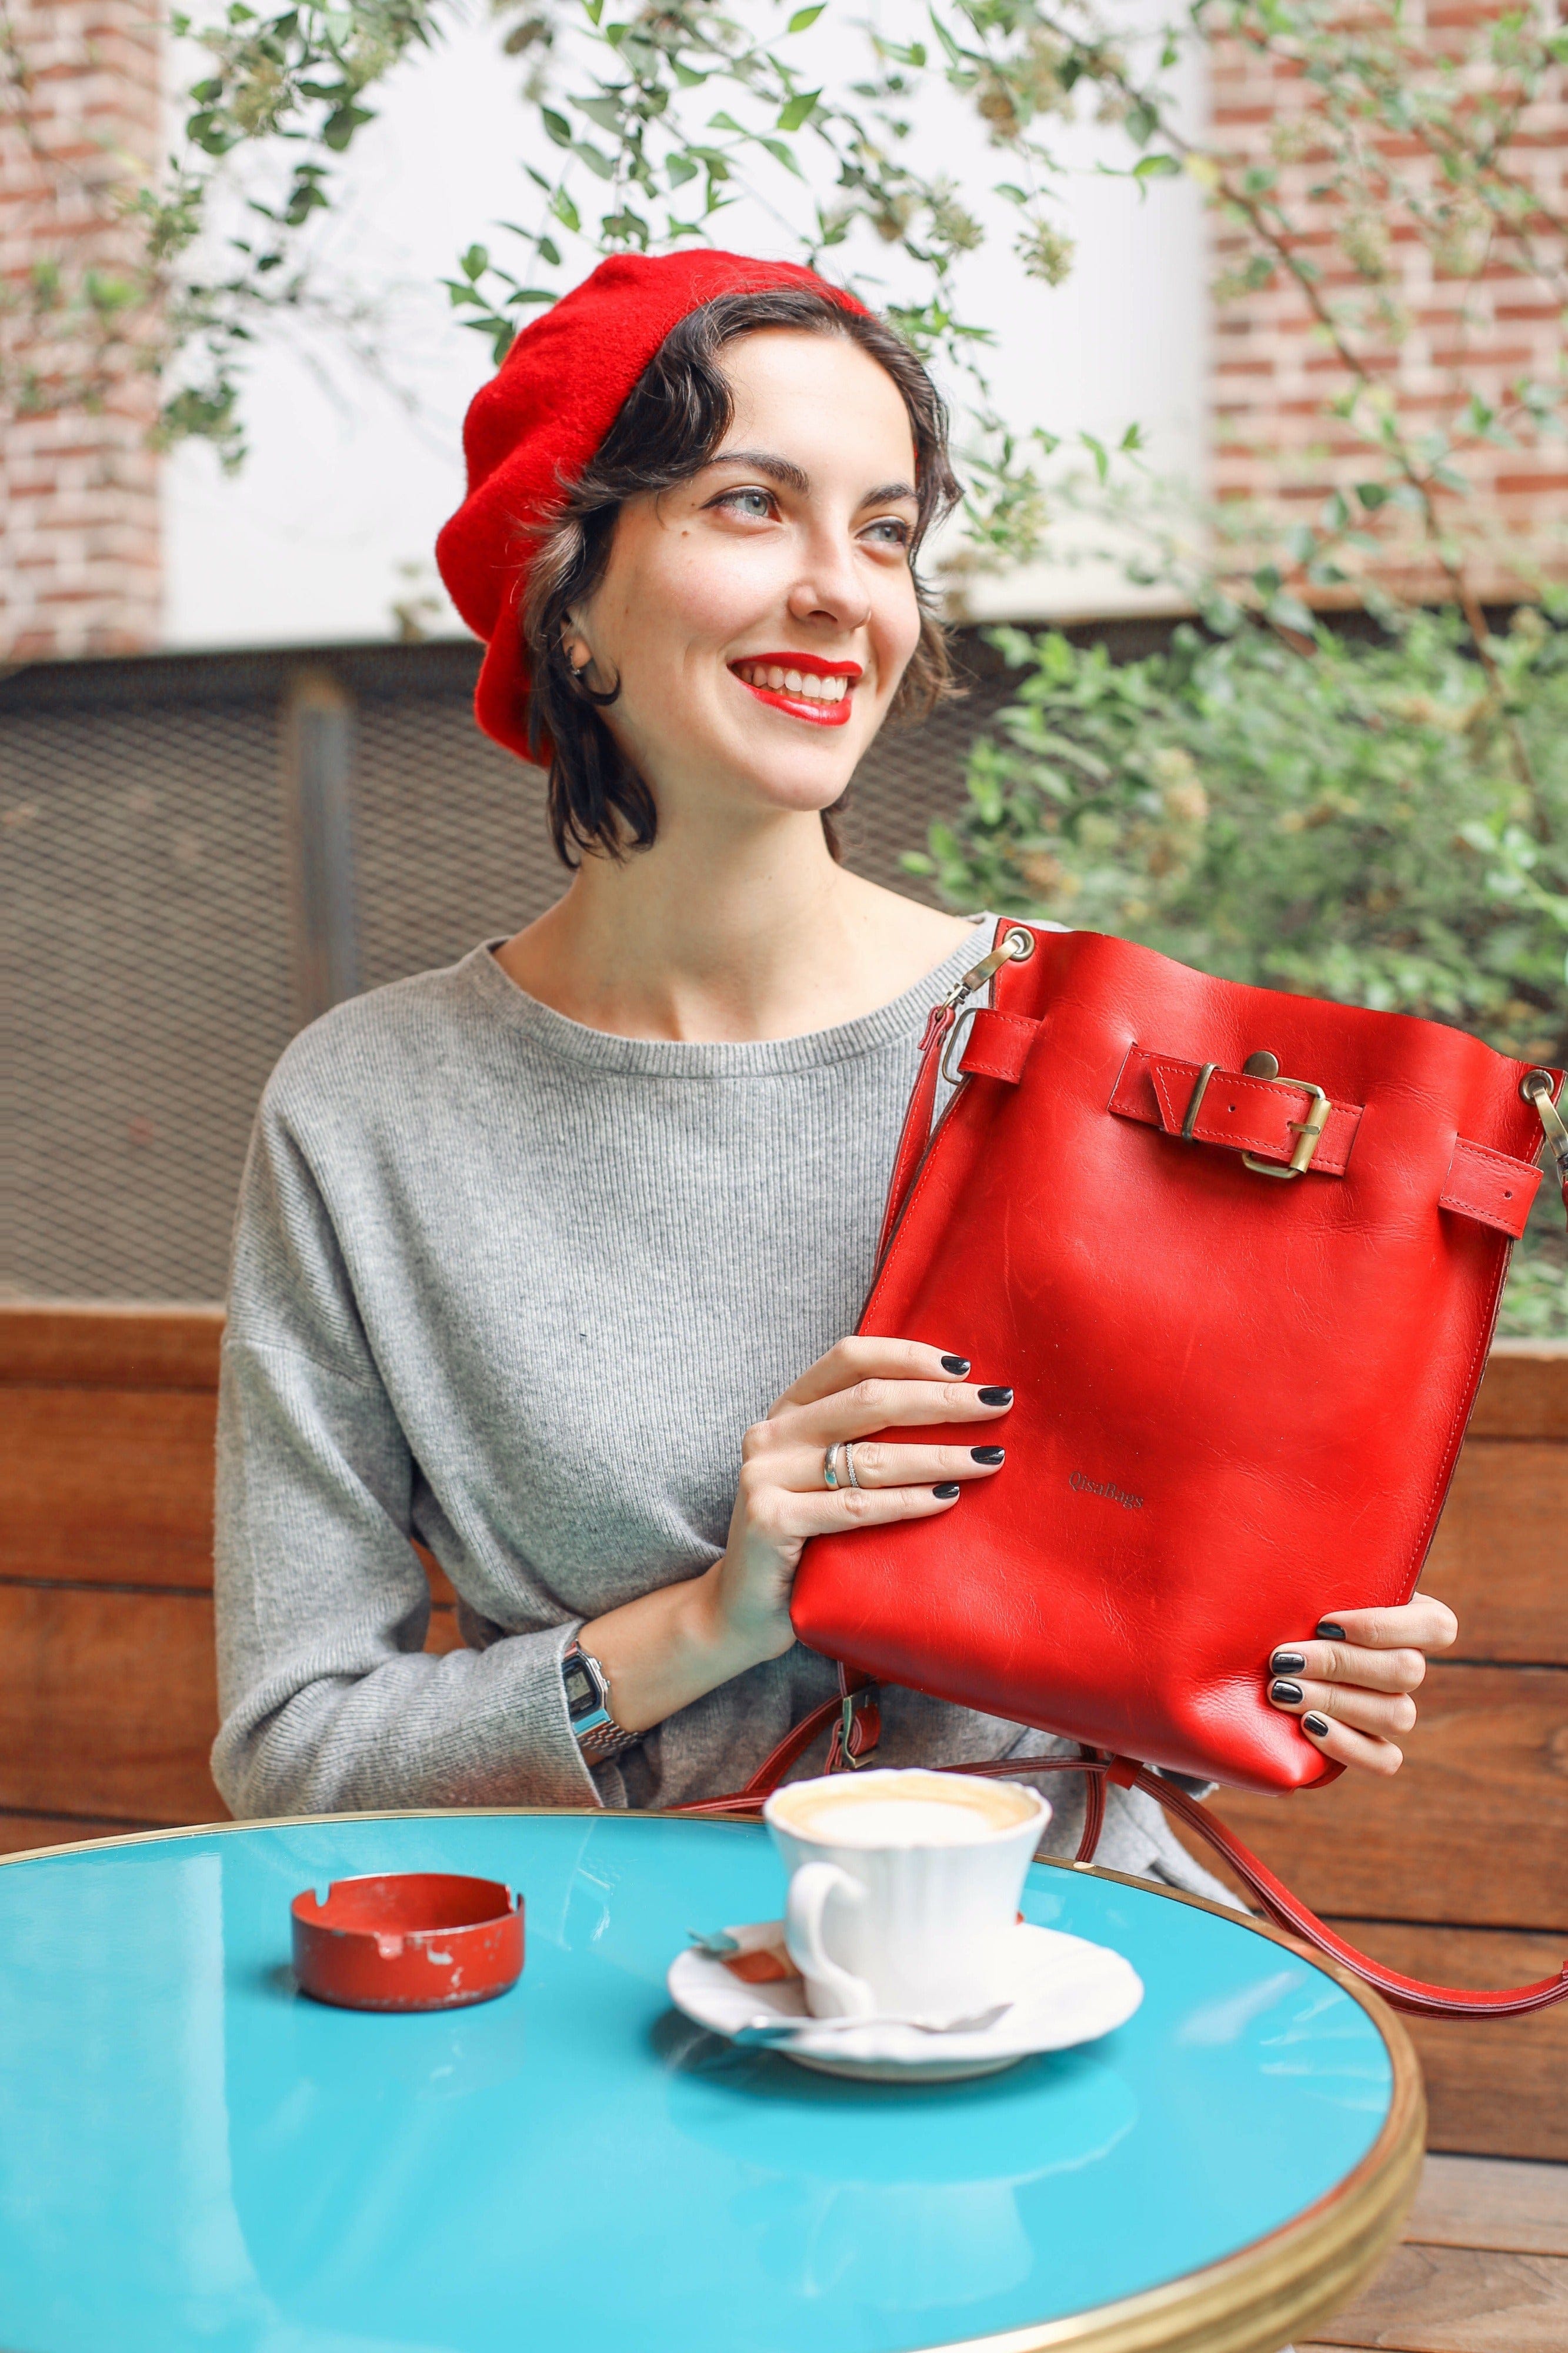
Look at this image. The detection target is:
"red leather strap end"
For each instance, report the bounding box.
[958,1008,1042,1085]
[846,1698,881,1762]
[825,1668,882,1772]
[1440,1138,1541,1238]
[1110,1046,1362,1174]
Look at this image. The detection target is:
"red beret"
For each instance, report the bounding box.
[435,249,869,765]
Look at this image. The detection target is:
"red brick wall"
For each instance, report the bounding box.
[1208,6,1568,601]
[0,0,162,658]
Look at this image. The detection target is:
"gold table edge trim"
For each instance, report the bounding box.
[0,1808,1424,2353]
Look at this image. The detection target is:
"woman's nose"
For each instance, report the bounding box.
[786,536,872,632]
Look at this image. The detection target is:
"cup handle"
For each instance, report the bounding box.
[784,1862,875,2018]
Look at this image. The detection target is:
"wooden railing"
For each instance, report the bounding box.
[0,1302,461,1849]
[1200,1342,1568,2165]
[2,1302,1563,2157]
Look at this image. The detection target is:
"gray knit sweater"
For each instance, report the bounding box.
[213,925,1219,1892]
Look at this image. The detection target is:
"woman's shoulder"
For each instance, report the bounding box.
[259,945,504,1130]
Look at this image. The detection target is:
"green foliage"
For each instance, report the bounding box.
[436,0,1137,561]
[919,609,1568,1059]
[908,608,1568,1327]
[42,0,1137,528]
[1495,1224,1568,1339]
[9,0,1566,605]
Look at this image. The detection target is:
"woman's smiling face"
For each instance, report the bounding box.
[568,326,925,829]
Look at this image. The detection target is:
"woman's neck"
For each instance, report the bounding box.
[493,804,973,1043]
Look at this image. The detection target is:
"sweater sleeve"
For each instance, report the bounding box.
[211,1092,600,1821]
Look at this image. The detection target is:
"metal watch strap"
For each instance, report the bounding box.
[562,1639,641,1763]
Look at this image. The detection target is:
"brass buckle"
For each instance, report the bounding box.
[1181,1056,1330,1179]
[1180,1063,1219,1139]
[1243,1077,1330,1181]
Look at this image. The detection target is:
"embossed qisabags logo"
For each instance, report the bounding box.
[1070,1469,1145,1512]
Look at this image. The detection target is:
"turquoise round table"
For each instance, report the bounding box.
[0,1809,1421,2353]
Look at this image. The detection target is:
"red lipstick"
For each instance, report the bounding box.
[729,652,862,728]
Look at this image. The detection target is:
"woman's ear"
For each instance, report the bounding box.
[562,624,592,676]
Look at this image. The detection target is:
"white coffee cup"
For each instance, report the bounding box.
[763,1768,1050,2021]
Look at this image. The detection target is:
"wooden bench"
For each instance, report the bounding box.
[2,1301,1563,2165]
[0,1303,468,1854]
[1197,1344,1568,2167]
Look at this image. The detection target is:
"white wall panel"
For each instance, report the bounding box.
[163,8,1207,647]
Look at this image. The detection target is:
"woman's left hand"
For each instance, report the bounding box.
[1266,1595,1457,1776]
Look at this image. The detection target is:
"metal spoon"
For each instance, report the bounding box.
[730,2000,1012,2047]
[687,1927,742,1957]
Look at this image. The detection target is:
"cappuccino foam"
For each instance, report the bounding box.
[794,1798,994,1848]
[772,1770,1039,1848]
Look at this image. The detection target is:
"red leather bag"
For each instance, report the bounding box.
[771,922,1568,2018]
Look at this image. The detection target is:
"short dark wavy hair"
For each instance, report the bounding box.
[519,286,962,868]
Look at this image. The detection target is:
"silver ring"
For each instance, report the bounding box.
[823,1442,843,1491]
[843,1442,862,1489]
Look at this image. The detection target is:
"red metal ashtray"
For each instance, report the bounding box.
[291,1872,524,2012]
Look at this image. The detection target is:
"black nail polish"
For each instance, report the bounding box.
[1316,1620,1346,1641]
[1303,1712,1330,1737]
[941,1354,970,1376]
[970,1445,1006,1465]
[933,1482,960,1501]
[977,1386,1013,1407]
[1270,1679,1303,1705]
[1270,1649,1306,1675]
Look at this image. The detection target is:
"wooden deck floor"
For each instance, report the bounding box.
[1300,2154,1568,2351]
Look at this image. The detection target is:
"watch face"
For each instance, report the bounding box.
[563,1657,597,1719]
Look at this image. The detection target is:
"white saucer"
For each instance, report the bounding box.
[666,1919,1143,2083]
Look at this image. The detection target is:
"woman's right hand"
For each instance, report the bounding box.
[707,1337,1013,1671]
[578,1338,1011,1739]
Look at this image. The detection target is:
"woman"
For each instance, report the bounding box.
[212,251,1454,1878]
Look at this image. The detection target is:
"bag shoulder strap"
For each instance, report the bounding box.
[876,1002,953,1268]
[1106,1757,1568,2021]
[685,1728,1568,2019]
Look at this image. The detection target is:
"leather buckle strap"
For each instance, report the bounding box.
[1112,1044,1542,1236]
[1183,1060,1331,1179]
[1112,1045,1364,1176]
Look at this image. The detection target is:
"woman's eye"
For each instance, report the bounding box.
[717,488,776,521]
[862,517,912,550]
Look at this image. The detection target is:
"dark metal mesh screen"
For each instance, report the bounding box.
[6,636,1020,1301]
[8,696,294,1301]
[352,685,566,996]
